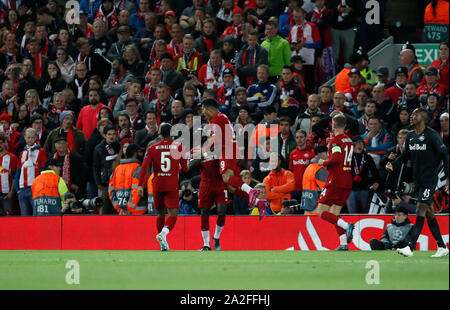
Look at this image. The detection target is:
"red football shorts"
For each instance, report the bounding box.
[318,185,351,207]
[198,183,227,208]
[153,191,179,210]
[219,158,240,176]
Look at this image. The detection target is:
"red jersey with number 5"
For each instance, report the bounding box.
[323,133,353,189]
[138,140,188,192]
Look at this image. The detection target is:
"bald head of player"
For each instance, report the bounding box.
[411,108,428,131]
[201,98,219,121]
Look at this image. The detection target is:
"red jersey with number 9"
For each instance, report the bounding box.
[323,133,353,189]
[138,140,188,192]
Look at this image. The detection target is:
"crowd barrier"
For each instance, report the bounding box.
[0,215,448,251]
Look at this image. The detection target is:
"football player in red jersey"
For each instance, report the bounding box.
[189,125,228,250]
[317,112,356,250]
[201,99,269,218]
[137,123,188,251]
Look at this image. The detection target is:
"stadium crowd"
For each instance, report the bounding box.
[0,0,448,217]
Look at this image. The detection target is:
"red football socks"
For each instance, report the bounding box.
[321,211,339,225]
[166,216,177,231]
[157,216,165,233]
[201,215,209,231]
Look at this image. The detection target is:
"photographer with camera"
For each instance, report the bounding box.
[369,205,414,251]
[386,108,449,257]
[61,191,103,214]
[178,179,200,215]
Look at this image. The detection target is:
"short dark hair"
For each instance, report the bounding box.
[125,143,140,158]
[279,116,293,126]
[314,145,328,155]
[124,98,138,107]
[201,98,219,109]
[160,122,172,138]
[103,124,116,135]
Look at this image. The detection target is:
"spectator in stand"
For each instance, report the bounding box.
[347,137,380,213]
[417,66,445,105]
[397,82,420,115]
[288,7,321,94]
[194,18,222,64]
[328,0,360,65]
[0,133,18,216]
[439,112,449,150]
[233,170,257,215]
[198,49,239,91]
[41,61,67,108]
[159,52,185,94]
[386,69,409,104]
[380,129,412,198]
[276,116,296,169]
[278,0,301,38]
[361,116,394,170]
[357,99,378,135]
[246,64,278,115]
[398,43,424,86]
[106,25,136,61]
[174,34,203,78]
[0,113,20,155]
[135,110,159,149]
[122,44,146,78]
[375,66,394,88]
[261,20,291,83]
[129,0,152,32]
[149,82,174,125]
[279,65,307,117]
[216,67,238,116]
[292,93,324,136]
[93,124,120,214]
[334,52,364,92]
[143,67,163,102]
[247,0,272,36]
[51,135,88,199]
[236,29,269,88]
[47,92,68,128]
[251,136,272,182]
[103,57,133,106]
[371,84,396,130]
[15,127,47,216]
[343,68,366,108]
[113,78,147,119]
[318,84,334,113]
[76,88,107,140]
[263,152,295,214]
[44,110,86,157]
[351,88,370,119]
[390,107,413,139]
[166,23,184,59]
[68,62,90,101]
[425,92,443,130]
[220,6,245,42]
[289,129,315,202]
[428,41,449,97]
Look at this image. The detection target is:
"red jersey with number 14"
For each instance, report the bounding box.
[138,140,188,192]
[323,133,353,189]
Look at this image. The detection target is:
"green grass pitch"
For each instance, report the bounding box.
[0,250,448,290]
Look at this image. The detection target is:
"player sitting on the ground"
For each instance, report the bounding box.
[369,205,413,250]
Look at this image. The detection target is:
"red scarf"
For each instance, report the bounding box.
[156,99,170,125]
[34,52,43,78]
[137,9,146,20]
[11,22,20,34]
[203,37,214,51]
[85,25,93,39]
[54,149,71,187]
[242,47,257,86]
[41,38,49,55]
[168,40,183,57]
[95,6,118,28]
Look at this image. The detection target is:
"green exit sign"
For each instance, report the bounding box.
[413,44,440,66]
